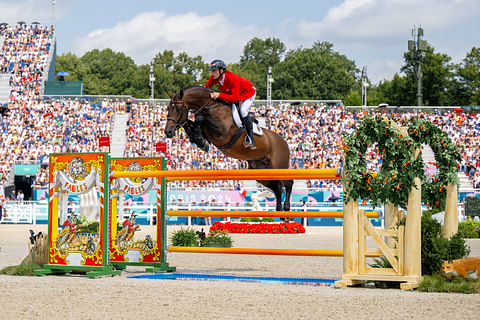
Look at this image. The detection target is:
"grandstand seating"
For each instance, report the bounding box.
[0,22,479,199]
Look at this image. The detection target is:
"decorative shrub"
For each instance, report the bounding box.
[170,228,199,247]
[421,211,470,275]
[202,230,233,247]
[457,220,480,238]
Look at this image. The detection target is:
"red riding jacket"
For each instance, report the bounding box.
[205,70,255,103]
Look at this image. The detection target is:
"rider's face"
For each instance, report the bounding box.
[211,69,220,80]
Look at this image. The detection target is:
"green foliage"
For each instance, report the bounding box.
[202,230,233,247]
[343,116,424,209]
[458,220,480,238]
[419,274,480,293]
[0,264,43,276]
[273,41,358,100]
[56,38,480,105]
[370,255,393,269]
[421,212,470,275]
[406,118,461,210]
[344,116,460,211]
[170,228,199,247]
[456,47,480,105]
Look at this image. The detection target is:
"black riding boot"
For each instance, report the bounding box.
[193,121,209,152]
[241,115,256,150]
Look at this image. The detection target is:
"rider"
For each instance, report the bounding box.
[205,59,257,150]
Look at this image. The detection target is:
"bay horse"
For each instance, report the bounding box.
[164,85,293,212]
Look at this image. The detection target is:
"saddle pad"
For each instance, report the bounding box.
[232,104,263,135]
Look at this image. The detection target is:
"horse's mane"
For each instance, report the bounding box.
[180,85,213,98]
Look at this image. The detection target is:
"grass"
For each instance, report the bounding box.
[0,264,43,276]
[418,274,480,294]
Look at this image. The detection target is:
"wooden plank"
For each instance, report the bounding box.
[362,267,398,276]
[359,209,367,274]
[398,225,405,275]
[365,248,398,256]
[375,229,398,237]
[363,215,399,273]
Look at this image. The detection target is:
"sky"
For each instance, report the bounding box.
[1,0,479,84]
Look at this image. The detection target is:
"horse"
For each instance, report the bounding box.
[164,85,293,212]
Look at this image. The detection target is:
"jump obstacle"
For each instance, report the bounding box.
[35,145,458,290]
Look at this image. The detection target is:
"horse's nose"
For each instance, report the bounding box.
[164,128,175,138]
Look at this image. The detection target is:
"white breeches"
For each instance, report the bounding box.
[238,88,256,118]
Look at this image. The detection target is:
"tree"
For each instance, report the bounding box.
[151,50,209,98]
[235,37,286,99]
[272,41,358,100]
[240,37,285,68]
[76,49,137,95]
[401,45,456,106]
[376,74,409,106]
[55,52,86,81]
[456,47,480,105]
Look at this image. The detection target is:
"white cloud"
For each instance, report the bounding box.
[73,11,263,65]
[289,0,480,83]
[0,0,53,25]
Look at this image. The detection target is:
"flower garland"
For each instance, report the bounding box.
[343,116,424,209]
[344,116,461,210]
[209,221,305,234]
[405,118,461,209]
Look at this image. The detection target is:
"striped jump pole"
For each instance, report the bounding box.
[111,168,343,181]
[168,247,382,257]
[168,210,379,219]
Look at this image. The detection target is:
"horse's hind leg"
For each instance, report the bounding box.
[282,180,294,211]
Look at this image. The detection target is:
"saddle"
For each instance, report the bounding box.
[231,104,263,135]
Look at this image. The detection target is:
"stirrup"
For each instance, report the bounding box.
[243,137,256,150]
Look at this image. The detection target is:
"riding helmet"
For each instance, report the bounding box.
[209,59,226,71]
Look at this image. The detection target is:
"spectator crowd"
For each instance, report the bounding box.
[1,23,479,197]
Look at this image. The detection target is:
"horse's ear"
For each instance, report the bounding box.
[179,90,184,98]
[167,92,174,98]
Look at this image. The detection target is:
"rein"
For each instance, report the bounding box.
[193,101,223,116]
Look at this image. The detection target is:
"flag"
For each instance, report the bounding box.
[239,188,247,197]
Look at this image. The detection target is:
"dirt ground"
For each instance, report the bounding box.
[1,224,480,319]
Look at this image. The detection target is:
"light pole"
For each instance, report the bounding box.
[52,0,56,28]
[408,26,428,106]
[267,66,273,107]
[149,63,155,106]
[361,66,368,106]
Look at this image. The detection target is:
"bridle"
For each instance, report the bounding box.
[167,93,223,131]
[166,99,189,130]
